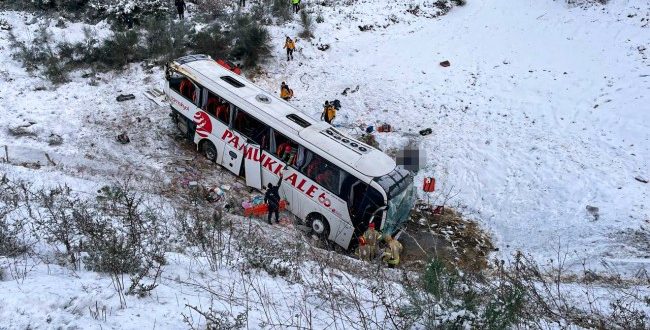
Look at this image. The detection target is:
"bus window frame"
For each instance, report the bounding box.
[233,108,270,149]
[170,74,201,106]
[203,88,232,126]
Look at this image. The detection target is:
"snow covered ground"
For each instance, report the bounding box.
[1,0,649,328]
[258,0,650,274]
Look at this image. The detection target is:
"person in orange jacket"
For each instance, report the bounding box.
[321,101,336,124]
[283,36,296,61]
[280,81,293,101]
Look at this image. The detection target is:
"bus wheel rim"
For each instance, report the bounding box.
[312,219,325,234]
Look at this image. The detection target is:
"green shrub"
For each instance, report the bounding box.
[271,0,292,23]
[188,23,229,61]
[142,18,190,63]
[299,9,314,39]
[95,30,142,70]
[229,16,271,67]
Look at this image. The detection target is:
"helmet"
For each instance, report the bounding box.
[368,222,375,229]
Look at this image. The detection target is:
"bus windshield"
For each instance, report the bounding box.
[375,168,416,234]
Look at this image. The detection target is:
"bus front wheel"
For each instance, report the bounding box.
[202,141,217,162]
[308,214,329,240]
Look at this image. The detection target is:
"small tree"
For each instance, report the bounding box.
[229,16,272,68]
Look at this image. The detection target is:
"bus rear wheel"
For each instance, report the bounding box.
[308,214,329,241]
[202,141,217,162]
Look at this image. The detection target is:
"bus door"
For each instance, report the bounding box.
[221,130,244,175]
[244,143,262,189]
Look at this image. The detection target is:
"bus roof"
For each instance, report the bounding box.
[174,55,396,178]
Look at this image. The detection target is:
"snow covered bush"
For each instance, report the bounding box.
[229,15,272,68]
[88,0,170,27]
[299,8,314,39]
[188,23,230,62]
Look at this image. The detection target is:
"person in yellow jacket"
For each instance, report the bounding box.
[280,81,293,101]
[283,36,296,61]
[362,222,381,260]
[321,101,336,124]
[382,234,403,268]
[356,237,371,261]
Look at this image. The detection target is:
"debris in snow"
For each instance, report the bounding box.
[116,133,130,144]
[439,60,451,67]
[47,134,63,146]
[341,85,359,95]
[0,19,11,30]
[317,44,330,51]
[358,24,374,31]
[419,128,432,136]
[635,176,648,184]
[8,123,37,137]
[116,94,135,102]
[377,123,392,132]
[586,205,600,221]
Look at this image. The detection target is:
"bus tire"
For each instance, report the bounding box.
[201,140,217,162]
[201,140,217,163]
[307,213,329,240]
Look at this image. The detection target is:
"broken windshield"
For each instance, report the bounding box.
[375,167,415,234]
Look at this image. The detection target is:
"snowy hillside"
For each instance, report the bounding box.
[1,0,649,328]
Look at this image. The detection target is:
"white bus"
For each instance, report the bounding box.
[164,54,415,249]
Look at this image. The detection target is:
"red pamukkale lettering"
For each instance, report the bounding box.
[221,129,233,140]
[305,185,317,198]
[284,173,298,186]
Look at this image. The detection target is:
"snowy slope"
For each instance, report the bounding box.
[1,0,650,328]
[259,0,650,273]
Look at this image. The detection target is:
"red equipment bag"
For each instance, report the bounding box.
[423,177,435,192]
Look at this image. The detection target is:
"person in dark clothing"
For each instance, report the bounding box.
[239,0,246,6]
[175,0,187,19]
[264,176,283,224]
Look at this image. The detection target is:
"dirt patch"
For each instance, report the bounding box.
[401,201,495,273]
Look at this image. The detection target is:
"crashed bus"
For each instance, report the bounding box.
[164,54,415,249]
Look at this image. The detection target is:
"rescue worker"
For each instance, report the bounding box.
[382,234,403,268]
[321,101,336,124]
[356,237,371,261]
[362,222,381,260]
[292,0,300,14]
[283,37,296,61]
[264,175,283,224]
[280,82,293,101]
[175,0,187,19]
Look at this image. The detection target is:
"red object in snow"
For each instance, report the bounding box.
[432,205,444,215]
[244,200,288,217]
[377,124,392,132]
[423,177,435,192]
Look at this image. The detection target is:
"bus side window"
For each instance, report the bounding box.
[170,76,199,105]
[205,90,230,125]
[301,153,341,195]
[233,109,269,148]
[273,131,299,165]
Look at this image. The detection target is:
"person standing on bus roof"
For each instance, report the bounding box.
[363,222,381,260]
[283,37,296,61]
[175,0,187,19]
[321,101,336,124]
[280,82,293,101]
[264,174,283,224]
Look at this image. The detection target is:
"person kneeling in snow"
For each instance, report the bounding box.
[280,82,293,101]
[382,234,403,268]
[321,101,336,124]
